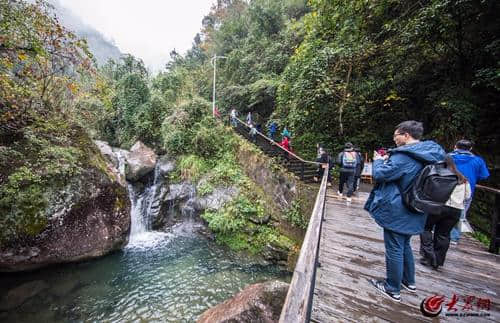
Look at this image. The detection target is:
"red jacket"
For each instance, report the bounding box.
[280,137,291,152]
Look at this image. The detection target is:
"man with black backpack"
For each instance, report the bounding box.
[336,142,359,202]
[365,121,445,303]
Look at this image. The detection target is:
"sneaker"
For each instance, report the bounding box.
[346,197,352,202]
[370,279,401,302]
[401,281,416,293]
[337,191,343,197]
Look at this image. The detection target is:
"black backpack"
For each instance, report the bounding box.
[399,159,458,215]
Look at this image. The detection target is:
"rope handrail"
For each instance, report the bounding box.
[279,168,329,323]
[232,115,320,166]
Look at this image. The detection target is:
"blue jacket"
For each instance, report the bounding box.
[364,141,445,235]
[450,150,489,196]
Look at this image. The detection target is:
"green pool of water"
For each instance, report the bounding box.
[0,230,290,322]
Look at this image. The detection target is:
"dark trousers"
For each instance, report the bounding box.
[420,207,461,267]
[339,171,355,197]
[317,167,332,182]
[353,175,360,191]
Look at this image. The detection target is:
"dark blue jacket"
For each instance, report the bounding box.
[364,141,445,235]
[450,150,489,196]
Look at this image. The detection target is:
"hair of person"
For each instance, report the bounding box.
[395,120,424,140]
[345,142,353,149]
[445,154,467,184]
[455,139,473,151]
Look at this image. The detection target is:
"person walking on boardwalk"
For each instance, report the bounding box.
[246,111,252,125]
[420,155,471,269]
[336,142,359,202]
[353,147,364,192]
[281,127,291,139]
[267,121,277,140]
[230,108,238,127]
[249,123,257,143]
[315,147,332,184]
[449,139,490,244]
[365,120,445,302]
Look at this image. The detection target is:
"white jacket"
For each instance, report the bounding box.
[445,182,471,210]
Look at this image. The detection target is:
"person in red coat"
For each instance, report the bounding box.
[279,136,292,160]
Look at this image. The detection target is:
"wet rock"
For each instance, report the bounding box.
[262,243,288,262]
[157,155,175,177]
[193,187,239,211]
[125,141,157,182]
[0,280,49,311]
[165,183,196,202]
[0,167,131,272]
[197,280,289,323]
[94,140,118,168]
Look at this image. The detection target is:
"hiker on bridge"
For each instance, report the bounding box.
[420,155,471,269]
[249,123,257,143]
[449,139,490,245]
[230,108,238,127]
[353,147,364,192]
[336,142,360,202]
[314,147,333,184]
[246,111,252,125]
[267,121,277,140]
[365,120,445,303]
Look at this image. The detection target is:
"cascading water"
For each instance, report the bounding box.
[114,150,170,248]
[0,148,290,322]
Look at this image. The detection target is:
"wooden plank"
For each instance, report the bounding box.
[279,169,328,323]
[312,194,500,322]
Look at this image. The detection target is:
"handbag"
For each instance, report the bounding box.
[458,219,473,233]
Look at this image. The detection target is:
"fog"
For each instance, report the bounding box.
[49,0,122,66]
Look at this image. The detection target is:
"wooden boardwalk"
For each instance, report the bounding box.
[311,191,500,322]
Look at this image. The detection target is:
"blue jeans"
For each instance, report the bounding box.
[383,229,415,293]
[450,198,472,241]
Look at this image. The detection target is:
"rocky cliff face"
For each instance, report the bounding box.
[0,145,131,272]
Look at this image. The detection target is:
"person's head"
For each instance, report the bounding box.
[354,147,360,152]
[319,147,325,154]
[394,120,423,146]
[445,155,467,184]
[455,139,473,151]
[344,142,353,150]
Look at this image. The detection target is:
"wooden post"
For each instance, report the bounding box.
[489,194,500,254]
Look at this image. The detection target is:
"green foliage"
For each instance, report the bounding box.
[176,154,210,182]
[471,231,490,248]
[201,195,291,254]
[285,200,307,229]
[0,166,48,243]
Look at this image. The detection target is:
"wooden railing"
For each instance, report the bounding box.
[279,168,329,323]
[473,185,500,254]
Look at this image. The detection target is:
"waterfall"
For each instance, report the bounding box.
[114,150,170,248]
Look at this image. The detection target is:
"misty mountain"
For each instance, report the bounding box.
[50,1,122,65]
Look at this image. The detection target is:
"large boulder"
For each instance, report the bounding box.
[125,141,157,182]
[193,186,239,212]
[0,167,131,272]
[197,281,289,323]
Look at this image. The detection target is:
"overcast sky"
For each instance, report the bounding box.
[59,0,215,72]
